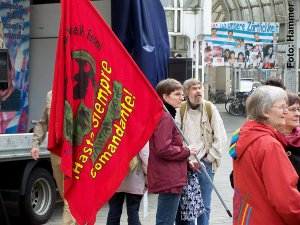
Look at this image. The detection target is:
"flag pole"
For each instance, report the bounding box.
[163,105,232,218]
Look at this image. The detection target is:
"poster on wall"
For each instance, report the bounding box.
[0,1,30,134]
[204,21,279,69]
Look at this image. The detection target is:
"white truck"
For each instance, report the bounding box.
[0,1,111,224]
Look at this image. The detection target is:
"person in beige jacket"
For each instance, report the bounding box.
[30,90,77,225]
[175,79,227,225]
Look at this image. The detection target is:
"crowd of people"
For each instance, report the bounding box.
[30,77,300,225]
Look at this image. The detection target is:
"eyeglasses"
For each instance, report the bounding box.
[271,105,288,110]
[287,107,300,113]
[171,92,184,98]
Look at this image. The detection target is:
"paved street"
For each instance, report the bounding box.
[45,104,246,225]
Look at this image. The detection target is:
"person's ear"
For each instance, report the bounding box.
[262,108,270,119]
[162,94,169,102]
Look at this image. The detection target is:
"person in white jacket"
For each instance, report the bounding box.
[175,79,227,225]
[106,143,149,225]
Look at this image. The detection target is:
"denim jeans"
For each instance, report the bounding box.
[106,192,143,225]
[156,193,181,225]
[175,160,214,225]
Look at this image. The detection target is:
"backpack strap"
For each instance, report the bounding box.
[128,155,139,174]
[204,101,212,124]
[180,101,187,124]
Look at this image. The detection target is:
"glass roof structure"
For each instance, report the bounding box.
[211,0,289,23]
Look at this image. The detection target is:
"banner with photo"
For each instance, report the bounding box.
[204,21,279,69]
[0,1,30,134]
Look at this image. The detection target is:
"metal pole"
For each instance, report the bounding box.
[163,105,232,218]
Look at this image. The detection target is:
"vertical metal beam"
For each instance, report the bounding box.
[269,0,278,21]
[256,0,265,22]
[245,0,254,21]
[231,0,243,20]
[216,10,225,22]
[282,0,288,16]
[218,0,231,21]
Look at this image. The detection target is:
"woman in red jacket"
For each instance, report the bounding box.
[147,78,197,225]
[231,86,300,225]
[278,92,300,191]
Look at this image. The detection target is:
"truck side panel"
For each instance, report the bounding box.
[28,1,111,129]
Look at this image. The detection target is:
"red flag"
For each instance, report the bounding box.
[48,0,163,224]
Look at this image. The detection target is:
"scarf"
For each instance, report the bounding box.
[283,127,300,147]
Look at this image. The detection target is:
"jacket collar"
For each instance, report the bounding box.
[164,102,176,118]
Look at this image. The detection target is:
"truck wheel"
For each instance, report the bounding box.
[21,168,56,225]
